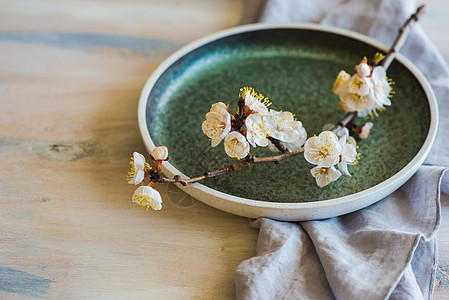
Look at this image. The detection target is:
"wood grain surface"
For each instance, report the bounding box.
[0,0,447,299]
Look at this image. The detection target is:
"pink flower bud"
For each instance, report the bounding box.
[359,122,373,139]
[151,146,168,161]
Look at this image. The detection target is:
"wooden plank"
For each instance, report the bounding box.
[0,1,255,298]
[0,0,244,42]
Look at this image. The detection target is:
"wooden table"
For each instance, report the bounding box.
[1,1,448,298]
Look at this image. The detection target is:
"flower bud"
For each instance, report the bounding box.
[239,87,247,99]
[132,185,162,211]
[151,146,168,161]
[355,62,371,77]
[359,122,373,139]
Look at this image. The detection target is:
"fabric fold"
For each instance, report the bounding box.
[235,218,335,300]
[235,1,449,298]
[236,168,446,299]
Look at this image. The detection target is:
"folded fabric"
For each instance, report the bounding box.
[236,0,449,299]
[236,167,446,299]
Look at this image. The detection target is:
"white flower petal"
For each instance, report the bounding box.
[332,70,350,96]
[372,66,386,81]
[338,134,347,148]
[335,127,349,139]
[310,166,341,188]
[304,136,319,164]
[342,143,357,163]
[245,91,269,114]
[128,152,147,184]
[133,152,146,170]
[245,130,257,148]
[348,74,370,96]
[202,108,231,147]
[224,131,250,159]
[370,66,392,107]
[210,102,227,113]
[132,186,163,211]
[339,92,374,113]
[255,136,269,147]
[210,138,221,148]
[355,62,371,77]
[268,110,300,143]
[135,169,145,185]
[338,161,351,176]
[336,136,358,176]
[284,126,307,150]
[245,113,272,147]
[304,131,341,167]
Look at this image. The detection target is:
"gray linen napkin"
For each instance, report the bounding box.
[235,0,449,299]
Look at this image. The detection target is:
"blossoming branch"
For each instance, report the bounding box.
[127,5,425,211]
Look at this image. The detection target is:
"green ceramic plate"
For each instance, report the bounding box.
[138,24,438,221]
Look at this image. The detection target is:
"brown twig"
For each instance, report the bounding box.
[233,89,247,130]
[267,136,290,154]
[159,146,305,186]
[380,4,426,69]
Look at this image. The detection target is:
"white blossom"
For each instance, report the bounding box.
[333,71,374,114]
[268,111,305,144]
[224,131,250,159]
[283,125,307,150]
[202,105,232,147]
[370,66,391,107]
[332,64,392,117]
[310,166,341,188]
[304,131,341,167]
[337,134,358,176]
[267,132,308,152]
[244,90,270,114]
[254,110,307,151]
[127,152,146,185]
[245,113,272,147]
[132,185,162,210]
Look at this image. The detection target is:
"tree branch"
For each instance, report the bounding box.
[233,89,246,130]
[267,136,290,153]
[151,5,425,187]
[380,4,426,69]
[159,146,305,186]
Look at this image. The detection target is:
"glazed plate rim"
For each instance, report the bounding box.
[138,23,438,220]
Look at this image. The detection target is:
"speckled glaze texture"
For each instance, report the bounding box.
[146,29,430,203]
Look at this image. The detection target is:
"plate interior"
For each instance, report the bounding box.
[146,29,430,203]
